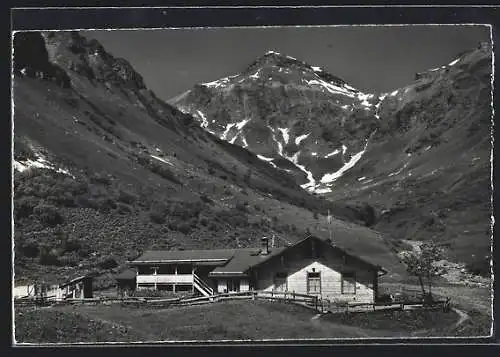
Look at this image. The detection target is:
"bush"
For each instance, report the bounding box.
[466,257,491,277]
[98,257,118,269]
[90,173,112,186]
[19,238,40,258]
[117,190,137,204]
[200,194,212,204]
[235,202,249,213]
[77,244,92,258]
[75,196,100,210]
[14,197,39,220]
[39,247,61,266]
[33,204,64,227]
[63,238,82,253]
[116,202,133,215]
[149,210,166,224]
[96,198,117,212]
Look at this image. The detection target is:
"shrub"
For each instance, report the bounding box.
[14,197,39,220]
[149,210,166,224]
[33,204,64,227]
[116,202,133,215]
[117,189,137,204]
[19,238,40,258]
[77,244,92,258]
[89,197,117,213]
[90,172,112,186]
[200,194,212,204]
[39,247,61,266]
[235,202,249,213]
[63,238,82,253]
[466,257,491,277]
[98,257,118,269]
[75,196,100,210]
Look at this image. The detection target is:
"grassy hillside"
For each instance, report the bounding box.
[15,299,473,343]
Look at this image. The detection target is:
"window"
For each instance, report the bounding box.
[341,272,356,294]
[307,272,321,294]
[274,272,288,292]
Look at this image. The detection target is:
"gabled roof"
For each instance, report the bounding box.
[208,247,287,277]
[212,235,386,276]
[59,273,95,289]
[130,249,236,265]
[130,235,387,277]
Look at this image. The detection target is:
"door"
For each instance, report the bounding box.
[273,272,288,292]
[227,279,240,293]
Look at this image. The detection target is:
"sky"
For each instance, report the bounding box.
[82,26,490,101]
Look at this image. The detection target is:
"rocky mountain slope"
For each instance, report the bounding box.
[12,31,406,285]
[169,44,493,273]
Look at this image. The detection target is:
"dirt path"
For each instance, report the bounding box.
[451,307,470,329]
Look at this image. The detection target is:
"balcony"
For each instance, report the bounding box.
[136,274,193,284]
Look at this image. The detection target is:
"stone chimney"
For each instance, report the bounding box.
[260,237,269,255]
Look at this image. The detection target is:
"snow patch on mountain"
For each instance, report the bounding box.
[241,135,249,148]
[388,161,410,177]
[295,133,310,145]
[311,66,322,72]
[222,123,236,140]
[343,83,358,92]
[357,93,374,107]
[320,139,370,184]
[257,155,274,162]
[151,155,174,166]
[196,110,207,126]
[278,127,290,144]
[304,79,356,98]
[325,149,340,158]
[202,74,239,88]
[14,155,75,178]
[229,134,239,144]
[314,187,332,194]
[448,58,460,66]
[249,69,261,80]
[236,119,251,130]
[268,126,284,156]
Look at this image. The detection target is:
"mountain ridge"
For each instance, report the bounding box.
[169,42,493,273]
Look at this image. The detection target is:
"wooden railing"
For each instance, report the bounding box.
[192,273,214,296]
[14,291,451,314]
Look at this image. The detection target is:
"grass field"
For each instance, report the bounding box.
[14,298,475,343]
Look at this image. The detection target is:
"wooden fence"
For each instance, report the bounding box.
[14,290,451,314]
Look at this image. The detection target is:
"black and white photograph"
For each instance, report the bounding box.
[11,7,494,344]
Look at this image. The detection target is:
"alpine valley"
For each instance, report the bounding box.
[12,31,492,289]
[170,44,493,275]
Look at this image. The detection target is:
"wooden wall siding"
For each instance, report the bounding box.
[240,279,250,292]
[217,279,227,293]
[254,239,377,303]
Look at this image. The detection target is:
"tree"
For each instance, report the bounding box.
[400,240,446,303]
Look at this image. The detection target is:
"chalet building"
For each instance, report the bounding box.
[128,235,387,303]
